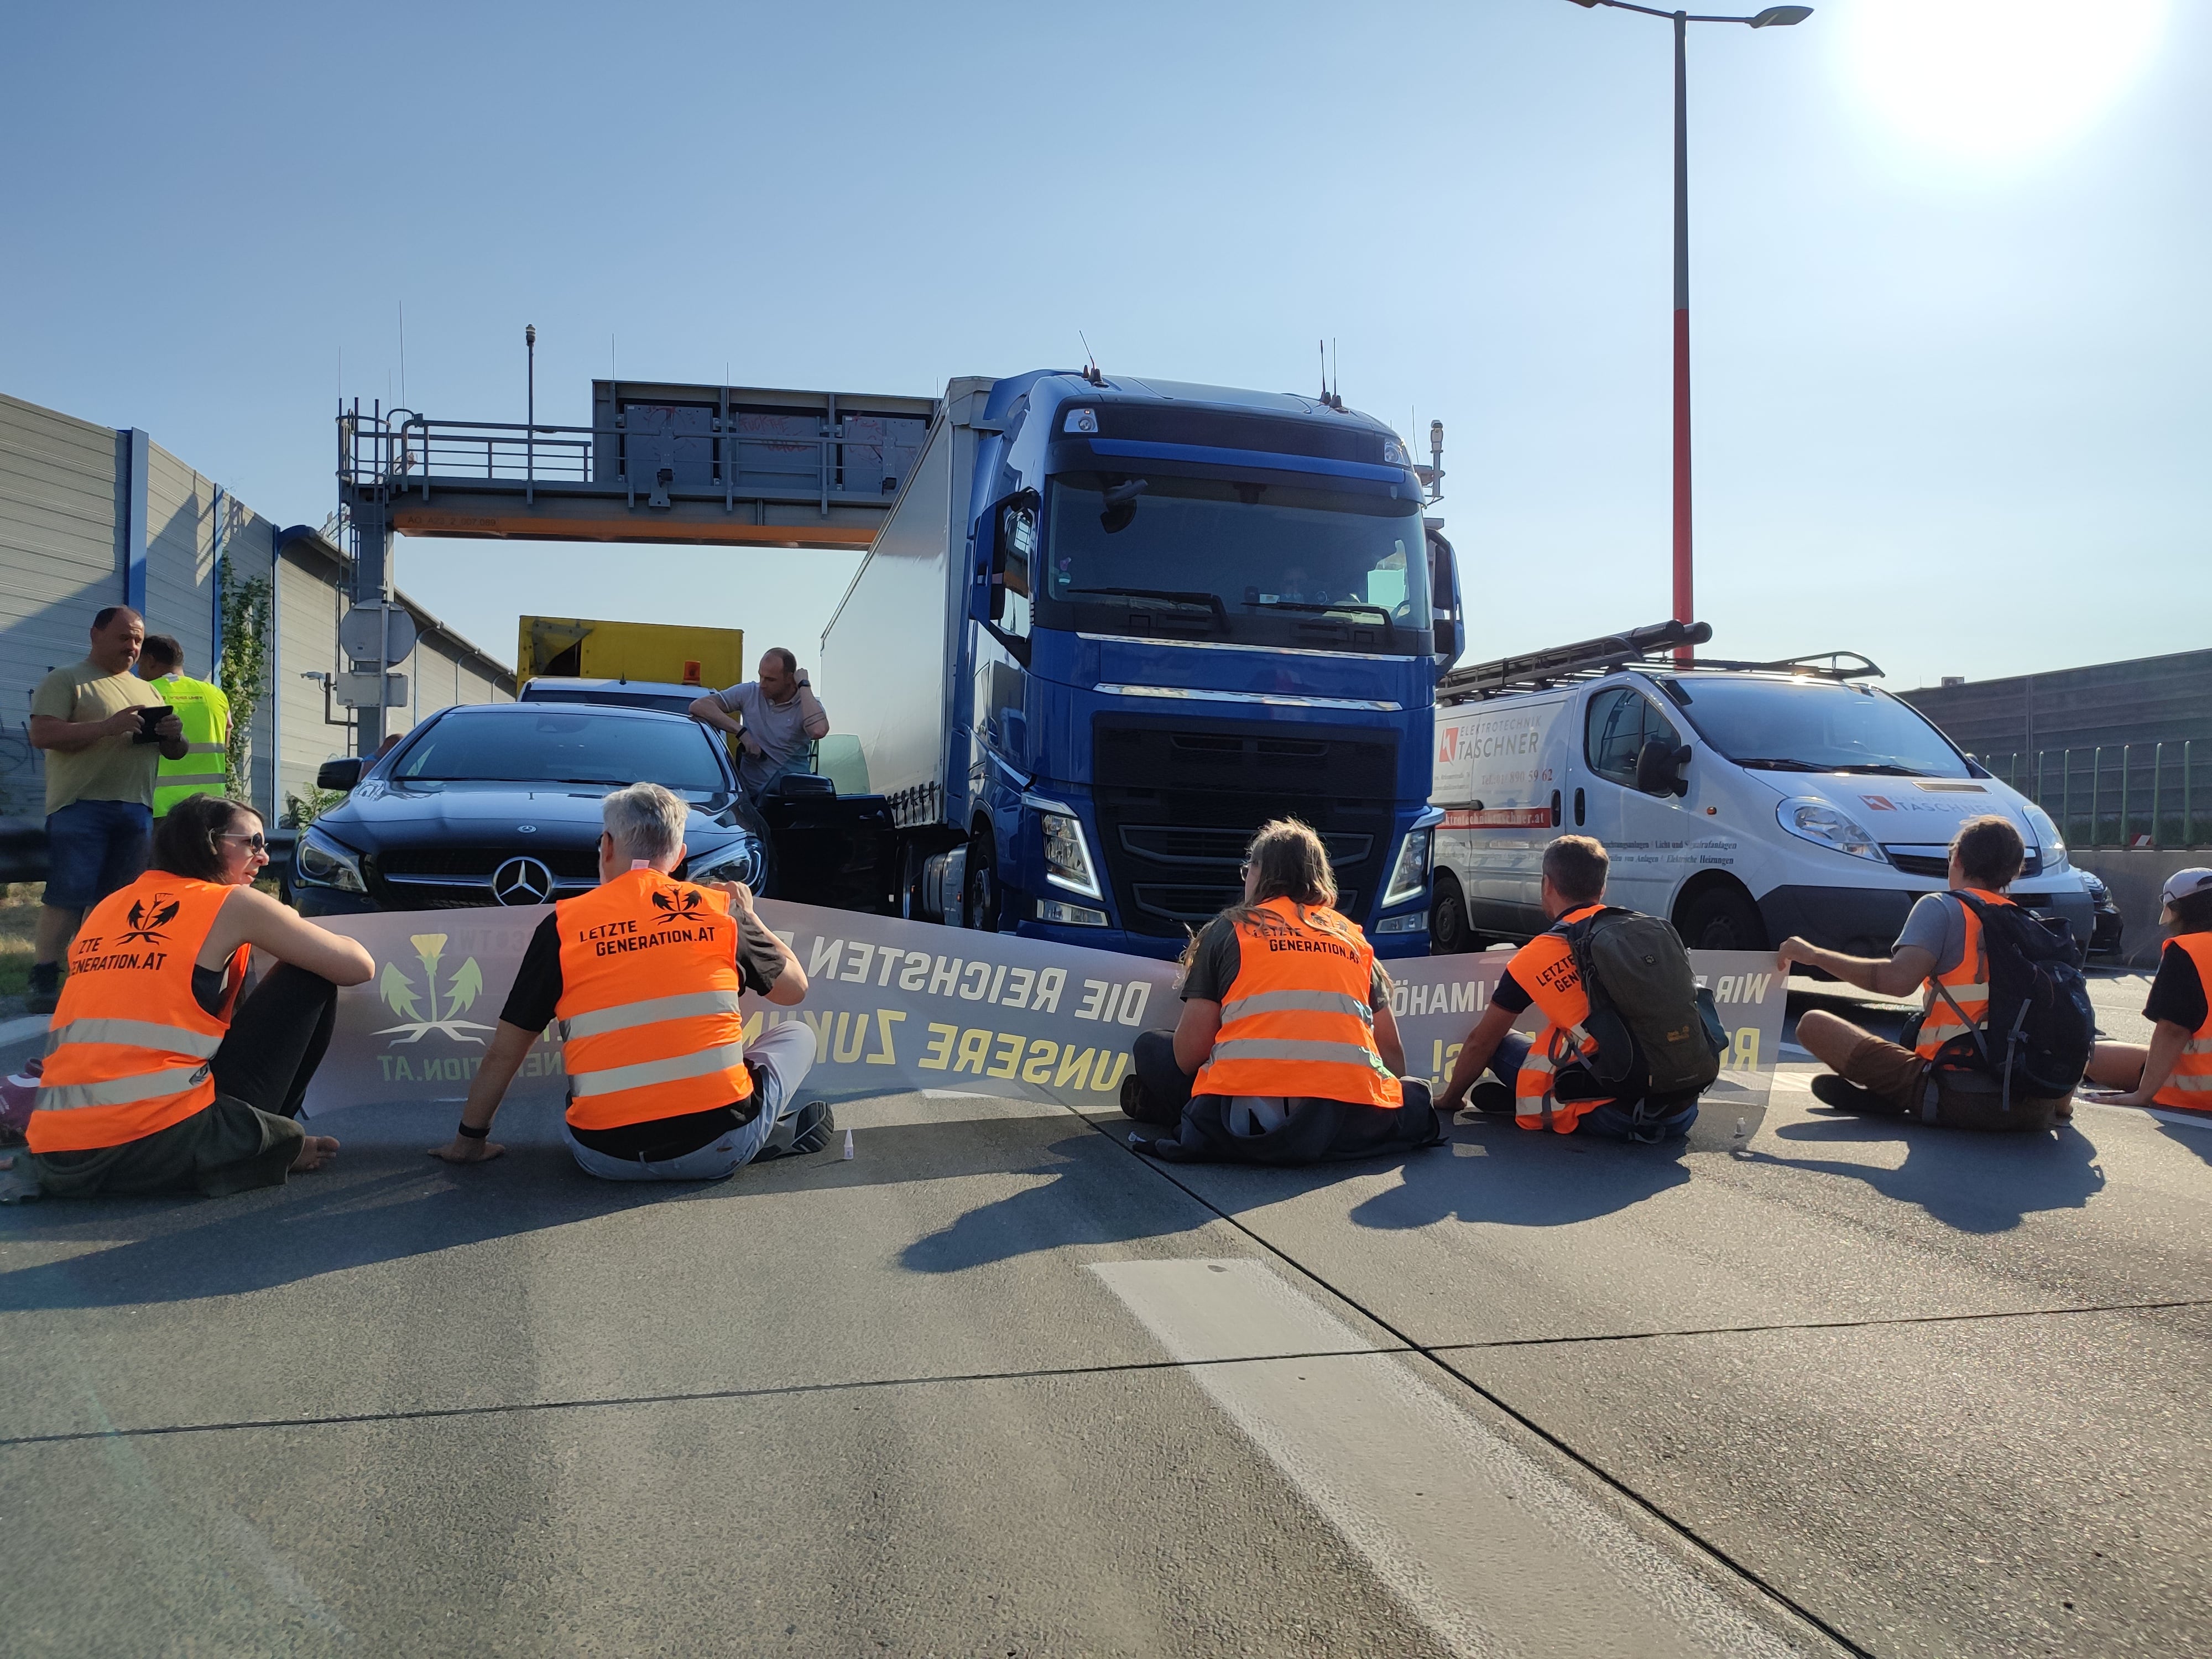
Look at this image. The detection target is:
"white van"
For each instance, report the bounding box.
[1429,644,2093,957]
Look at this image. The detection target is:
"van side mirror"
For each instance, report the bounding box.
[317,757,363,792]
[1634,738,1690,798]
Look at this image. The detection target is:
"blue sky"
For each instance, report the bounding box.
[4,1,2203,695]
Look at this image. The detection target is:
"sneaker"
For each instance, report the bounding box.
[1811,1074,1896,1114]
[23,970,59,1017]
[787,1100,835,1155]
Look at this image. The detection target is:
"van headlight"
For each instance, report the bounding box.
[686,837,765,888]
[1040,810,1103,900]
[1383,827,1433,907]
[296,827,367,892]
[2024,804,2067,869]
[1777,798,1887,864]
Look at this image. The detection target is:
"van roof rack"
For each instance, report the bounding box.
[1437,619,1711,701]
[1439,623,1886,702]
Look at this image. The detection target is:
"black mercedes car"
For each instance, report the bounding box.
[290,702,771,915]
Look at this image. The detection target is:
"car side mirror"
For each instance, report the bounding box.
[317,757,364,792]
[1634,737,1689,797]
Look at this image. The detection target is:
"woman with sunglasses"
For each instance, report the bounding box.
[18,793,374,1199]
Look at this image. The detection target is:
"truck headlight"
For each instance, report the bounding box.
[686,838,765,888]
[1040,811,1103,900]
[1382,827,1432,907]
[1777,798,1887,864]
[295,827,367,893]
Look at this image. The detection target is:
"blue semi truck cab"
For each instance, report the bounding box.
[820,371,1464,961]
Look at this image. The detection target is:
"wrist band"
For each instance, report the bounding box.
[456,1119,489,1141]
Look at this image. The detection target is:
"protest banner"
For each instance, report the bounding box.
[301,902,1786,1145]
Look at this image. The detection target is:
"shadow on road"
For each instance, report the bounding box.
[1346,1120,1691,1232]
[2157,1121,2212,1169]
[1750,1112,2107,1233]
[900,1132,1211,1274]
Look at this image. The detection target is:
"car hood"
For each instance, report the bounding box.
[310,779,754,852]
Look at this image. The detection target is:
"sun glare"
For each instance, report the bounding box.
[1843,0,2167,163]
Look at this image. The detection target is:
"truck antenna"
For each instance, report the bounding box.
[1079,332,1103,387]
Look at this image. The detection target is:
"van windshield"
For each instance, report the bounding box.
[1660,677,1971,779]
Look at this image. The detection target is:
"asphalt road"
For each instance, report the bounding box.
[1,975,2205,1657]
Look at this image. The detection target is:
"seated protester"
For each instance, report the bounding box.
[1435,834,1701,1142]
[1122,817,1442,1165]
[431,782,821,1180]
[1780,814,2071,1131]
[23,794,371,1198]
[2080,868,2212,1113]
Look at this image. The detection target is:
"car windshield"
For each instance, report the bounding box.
[1040,472,1429,651]
[1660,677,1970,779]
[393,708,728,790]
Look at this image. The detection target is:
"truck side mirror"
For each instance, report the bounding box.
[317,757,364,792]
[1427,533,1462,671]
[1634,738,1690,798]
[971,488,1038,664]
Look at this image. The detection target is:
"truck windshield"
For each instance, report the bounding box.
[393,709,729,791]
[1662,677,1971,779]
[1040,472,1430,652]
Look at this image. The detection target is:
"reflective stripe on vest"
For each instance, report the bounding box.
[1505,906,1612,1133]
[27,873,239,1154]
[554,868,753,1131]
[153,677,231,815]
[1914,891,2011,1061]
[2152,934,2212,1110]
[1192,898,1401,1109]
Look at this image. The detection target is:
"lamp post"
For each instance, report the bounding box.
[1566,1,1810,660]
[525,324,537,506]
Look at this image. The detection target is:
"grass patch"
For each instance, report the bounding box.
[0,883,41,998]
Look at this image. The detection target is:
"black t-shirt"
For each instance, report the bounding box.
[503,898,788,1160]
[2145,938,2209,1035]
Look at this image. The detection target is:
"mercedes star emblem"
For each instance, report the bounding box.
[491,855,555,907]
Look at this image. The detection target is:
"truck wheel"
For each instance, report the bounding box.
[1676,884,1767,952]
[1430,871,1472,954]
[964,836,1001,932]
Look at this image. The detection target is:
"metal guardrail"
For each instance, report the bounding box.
[1984,740,2205,851]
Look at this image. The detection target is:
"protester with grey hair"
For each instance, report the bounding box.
[688,647,830,796]
[431,782,823,1178]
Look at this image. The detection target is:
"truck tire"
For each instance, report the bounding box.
[1430,870,1473,954]
[1675,883,1767,953]
[964,833,1001,933]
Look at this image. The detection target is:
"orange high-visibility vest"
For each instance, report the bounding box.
[2152,932,2212,1112]
[29,873,245,1154]
[1506,904,1612,1134]
[555,867,753,1131]
[1913,889,2013,1061]
[1191,896,1401,1108]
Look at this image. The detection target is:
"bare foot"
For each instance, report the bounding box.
[290,1135,340,1173]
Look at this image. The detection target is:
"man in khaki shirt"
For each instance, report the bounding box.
[25,605,188,1013]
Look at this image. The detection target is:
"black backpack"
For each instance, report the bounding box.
[1925,891,2093,1108]
[1559,908,1726,1113]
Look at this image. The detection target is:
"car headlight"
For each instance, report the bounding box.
[2024,804,2067,869]
[686,838,765,889]
[1383,827,1432,907]
[295,827,367,892]
[1777,798,1887,863]
[1040,810,1102,900]
[2079,870,2109,902]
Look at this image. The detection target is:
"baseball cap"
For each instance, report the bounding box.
[2159,867,2212,917]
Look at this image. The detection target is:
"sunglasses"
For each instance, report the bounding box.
[218,831,268,853]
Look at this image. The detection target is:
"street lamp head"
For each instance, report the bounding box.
[525,324,536,348]
[1748,6,1811,24]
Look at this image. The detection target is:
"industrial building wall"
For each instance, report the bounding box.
[1899,649,2212,759]
[276,550,344,812]
[0,394,121,817]
[143,443,217,674]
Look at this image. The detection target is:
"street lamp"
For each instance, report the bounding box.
[1566,1,1811,660]
[525,324,538,506]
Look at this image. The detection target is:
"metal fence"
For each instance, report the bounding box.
[1983,742,2206,851]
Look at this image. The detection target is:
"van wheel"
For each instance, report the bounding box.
[1430,871,1472,954]
[1676,885,1767,952]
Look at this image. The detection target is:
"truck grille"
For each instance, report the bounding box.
[1092,718,1397,938]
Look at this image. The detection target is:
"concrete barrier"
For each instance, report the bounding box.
[2074,849,2205,968]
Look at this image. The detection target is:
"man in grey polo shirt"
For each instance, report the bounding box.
[687,647,830,796]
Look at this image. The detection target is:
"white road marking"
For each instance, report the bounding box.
[0,1013,50,1048]
[1091,1258,1824,1659]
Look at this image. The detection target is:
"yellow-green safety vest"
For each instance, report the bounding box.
[151,674,231,816]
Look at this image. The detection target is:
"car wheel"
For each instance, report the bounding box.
[1431,870,1472,954]
[1676,884,1767,952]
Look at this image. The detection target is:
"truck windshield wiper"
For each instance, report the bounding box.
[1249,597,1395,635]
[1063,587,1226,630]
